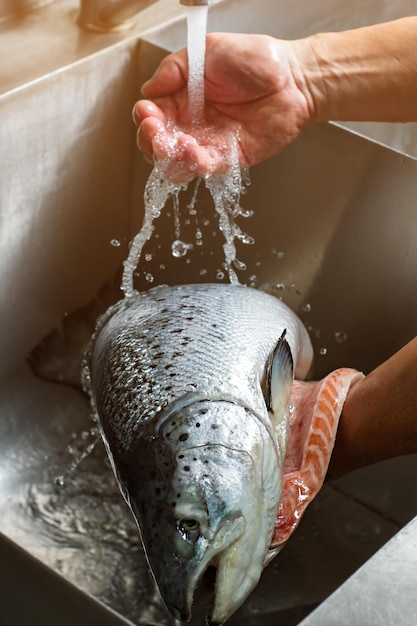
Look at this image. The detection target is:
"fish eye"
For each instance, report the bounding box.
[180,518,200,533]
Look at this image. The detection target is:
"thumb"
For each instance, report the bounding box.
[142,49,189,98]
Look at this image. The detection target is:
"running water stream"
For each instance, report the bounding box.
[121,4,253,296]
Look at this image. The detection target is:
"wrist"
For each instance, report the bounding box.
[294,18,417,126]
[285,36,329,126]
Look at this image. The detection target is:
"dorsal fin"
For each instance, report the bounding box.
[266,330,294,416]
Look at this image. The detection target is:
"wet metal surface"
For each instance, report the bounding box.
[2,118,417,623]
[300,516,417,626]
[0,365,402,626]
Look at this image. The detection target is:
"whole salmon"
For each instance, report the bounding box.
[87,283,360,624]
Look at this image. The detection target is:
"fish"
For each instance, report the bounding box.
[86,282,361,624]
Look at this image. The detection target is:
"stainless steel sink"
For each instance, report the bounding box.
[1,1,417,624]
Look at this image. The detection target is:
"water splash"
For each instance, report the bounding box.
[122,129,251,295]
[121,2,254,295]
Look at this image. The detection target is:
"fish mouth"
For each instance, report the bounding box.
[164,562,217,622]
[193,565,218,623]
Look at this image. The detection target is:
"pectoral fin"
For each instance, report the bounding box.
[266,330,294,418]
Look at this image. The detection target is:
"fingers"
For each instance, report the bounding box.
[141,49,188,99]
[132,100,166,127]
[136,116,166,164]
[137,121,231,184]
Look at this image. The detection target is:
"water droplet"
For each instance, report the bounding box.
[172,240,193,258]
[159,264,166,270]
[54,475,65,487]
[271,248,284,258]
[302,303,312,313]
[237,232,255,245]
[334,331,348,343]
[275,283,285,291]
[145,273,154,283]
[233,258,246,271]
[199,269,208,276]
[145,253,153,262]
[319,347,328,356]
[216,270,224,280]
[110,239,121,247]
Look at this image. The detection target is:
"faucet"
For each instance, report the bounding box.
[78,0,209,33]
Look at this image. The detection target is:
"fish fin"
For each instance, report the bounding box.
[270,368,363,551]
[266,330,294,418]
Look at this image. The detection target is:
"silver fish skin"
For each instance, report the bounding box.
[88,283,312,624]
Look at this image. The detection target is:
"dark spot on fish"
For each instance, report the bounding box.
[193,457,197,462]
[173,351,183,358]
[184,466,190,472]
[172,502,176,508]
[203,474,208,479]
[178,454,184,459]
[179,433,189,442]
[165,432,171,438]
[177,494,181,498]
[199,409,208,415]
[185,316,194,321]
[165,385,173,392]
[212,323,218,328]
[196,422,201,428]
[171,421,176,426]
[204,460,209,465]
[171,328,184,334]
[211,424,218,430]
[169,372,177,378]
[165,364,173,370]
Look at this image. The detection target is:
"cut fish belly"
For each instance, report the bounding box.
[269,368,363,555]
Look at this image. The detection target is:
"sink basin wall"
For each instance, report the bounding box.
[0,40,141,377]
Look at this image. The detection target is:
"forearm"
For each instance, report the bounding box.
[296,17,417,124]
[328,337,417,478]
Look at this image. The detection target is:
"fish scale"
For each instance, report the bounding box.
[90,283,313,458]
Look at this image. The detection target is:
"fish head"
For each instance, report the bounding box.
[123,400,282,624]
